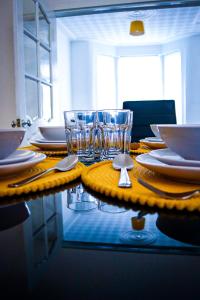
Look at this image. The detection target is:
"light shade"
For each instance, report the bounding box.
[129,20,145,36]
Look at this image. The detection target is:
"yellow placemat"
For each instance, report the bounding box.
[0,157,84,198]
[81,160,200,212]
[23,145,148,156]
[21,145,67,156]
[130,143,150,155]
[130,148,150,155]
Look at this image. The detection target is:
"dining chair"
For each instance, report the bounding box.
[123,100,177,142]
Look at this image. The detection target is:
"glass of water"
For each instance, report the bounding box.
[102,109,132,159]
[64,110,105,163]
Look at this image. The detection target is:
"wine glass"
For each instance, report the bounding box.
[120,211,156,245]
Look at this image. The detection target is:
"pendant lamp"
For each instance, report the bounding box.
[129,20,145,36]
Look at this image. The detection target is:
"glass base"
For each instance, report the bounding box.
[79,155,102,165]
[120,230,156,246]
[68,201,97,212]
[99,203,127,214]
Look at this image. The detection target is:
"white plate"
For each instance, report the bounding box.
[0,150,35,165]
[35,138,66,144]
[136,153,200,183]
[149,148,200,167]
[140,139,166,149]
[30,140,67,150]
[0,153,46,177]
[144,137,163,142]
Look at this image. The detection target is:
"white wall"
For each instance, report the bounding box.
[71,41,94,109]
[0,0,17,128]
[162,34,200,124]
[184,35,200,124]
[116,44,161,57]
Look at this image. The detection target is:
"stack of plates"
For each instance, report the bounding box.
[140,137,166,149]
[136,148,200,182]
[0,150,46,177]
[30,138,67,151]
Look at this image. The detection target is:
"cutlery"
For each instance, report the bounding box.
[8,155,78,188]
[137,177,200,200]
[113,153,134,188]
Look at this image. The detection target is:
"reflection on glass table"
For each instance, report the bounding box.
[120,212,156,246]
[0,202,30,231]
[156,213,200,246]
[66,184,98,212]
[62,183,200,255]
[98,200,127,214]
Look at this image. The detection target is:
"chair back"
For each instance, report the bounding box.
[123,100,177,142]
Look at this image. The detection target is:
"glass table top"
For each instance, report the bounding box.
[1,179,200,298]
[1,180,200,256]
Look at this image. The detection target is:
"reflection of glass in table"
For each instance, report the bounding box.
[66,184,98,212]
[120,215,156,246]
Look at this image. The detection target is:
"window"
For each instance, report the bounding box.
[117,56,163,107]
[95,53,182,122]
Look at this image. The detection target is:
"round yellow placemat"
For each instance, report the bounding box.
[0,157,85,198]
[130,148,150,155]
[81,160,200,212]
[23,145,148,156]
[130,143,150,155]
[20,145,67,156]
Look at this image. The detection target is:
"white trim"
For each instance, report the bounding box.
[13,0,26,119]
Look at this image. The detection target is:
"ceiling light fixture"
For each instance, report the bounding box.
[129,20,145,36]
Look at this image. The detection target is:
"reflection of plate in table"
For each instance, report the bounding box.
[30,140,67,150]
[156,214,200,246]
[140,139,166,149]
[0,150,35,165]
[0,202,30,231]
[136,153,200,182]
[0,153,46,177]
[149,148,200,167]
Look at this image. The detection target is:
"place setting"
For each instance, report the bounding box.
[136,124,200,183]
[0,128,84,198]
[139,124,167,150]
[0,128,46,178]
[30,125,68,153]
[81,121,200,212]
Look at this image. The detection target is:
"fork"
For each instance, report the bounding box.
[137,178,200,200]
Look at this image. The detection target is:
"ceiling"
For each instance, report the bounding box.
[60,5,200,46]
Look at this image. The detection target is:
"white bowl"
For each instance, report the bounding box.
[158,124,200,161]
[150,124,161,138]
[38,126,65,141]
[0,129,25,159]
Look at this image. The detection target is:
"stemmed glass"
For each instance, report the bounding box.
[120,211,156,245]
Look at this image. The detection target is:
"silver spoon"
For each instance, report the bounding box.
[8,155,78,188]
[113,153,134,188]
[138,178,200,200]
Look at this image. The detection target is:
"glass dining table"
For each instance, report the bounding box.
[1,175,200,299]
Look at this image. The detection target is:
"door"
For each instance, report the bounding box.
[0,0,57,144]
